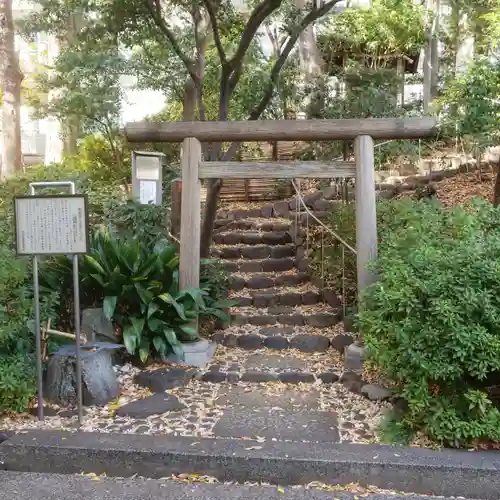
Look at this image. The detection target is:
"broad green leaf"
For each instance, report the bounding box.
[148,302,160,318]
[178,324,199,339]
[90,273,106,286]
[176,288,206,310]
[84,255,106,275]
[148,317,166,332]
[153,335,167,355]
[158,293,187,320]
[139,339,150,363]
[207,308,230,321]
[130,316,145,339]
[134,283,153,304]
[163,327,181,347]
[103,296,118,320]
[211,299,239,309]
[122,325,138,354]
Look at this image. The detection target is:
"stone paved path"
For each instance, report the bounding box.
[0,198,390,444]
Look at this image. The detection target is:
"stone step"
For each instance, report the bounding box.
[230,285,322,307]
[196,348,341,386]
[212,244,294,260]
[212,325,354,353]
[221,258,295,273]
[212,231,292,246]
[214,218,291,232]
[211,393,340,443]
[229,305,341,328]
[229,271,309,290]
[216,195,341,221]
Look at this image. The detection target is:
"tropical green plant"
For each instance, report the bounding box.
[42,229,233,362]
[358,198,500,447]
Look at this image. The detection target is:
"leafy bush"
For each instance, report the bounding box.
[102,198,169,247]
[72,134,131,184]
[359,198,500,447]
[0,231,58,413]
[42,229,233,362]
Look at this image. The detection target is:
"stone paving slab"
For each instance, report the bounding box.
[244,353,308,371]
[216,386,320,409]
[0,472,468,500]
[213,407,340,442]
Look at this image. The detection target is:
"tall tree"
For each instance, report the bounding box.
[24,0,344,255]
[0,0,23,178]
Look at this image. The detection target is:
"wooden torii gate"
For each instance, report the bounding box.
[125,117,436,304]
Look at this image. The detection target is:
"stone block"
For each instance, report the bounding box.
[241,246,270,259]
[290,334,330,352]
[270,245,294,258]
[81,308,116,342]
[361,384,393,401]
[116,394,185,418]
[344,343,365,372]
[261,258,294,272]
[165,339,217,368]
[134,367,196,392]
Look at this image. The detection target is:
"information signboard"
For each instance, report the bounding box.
[14,195,90,255]
[132,151,165,205]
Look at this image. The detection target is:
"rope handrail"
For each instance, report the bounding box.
[291,179,357,255]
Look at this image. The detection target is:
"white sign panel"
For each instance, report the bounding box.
[136,156,160,180]
[139,180,157,204]
[14,195,89,255]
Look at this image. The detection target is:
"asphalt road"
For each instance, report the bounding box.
[0,471,476,500]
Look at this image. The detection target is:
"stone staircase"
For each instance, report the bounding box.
[188,201,357,442]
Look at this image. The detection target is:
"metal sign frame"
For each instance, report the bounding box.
[14,194,90,255]
[131,150,165,205]
[14,181,88,424]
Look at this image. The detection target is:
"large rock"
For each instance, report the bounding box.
[116,393,186,418]
[45,343,123,407]
[81,308,116,342]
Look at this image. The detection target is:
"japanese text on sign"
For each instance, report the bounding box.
[14,196,89,255]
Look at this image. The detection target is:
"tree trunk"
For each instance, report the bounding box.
[422,0,436,111]
[62,12,84,156]
[296,0,324,118]
[0,0,23,179]
[430,0,440,100]
[493,163,500,207]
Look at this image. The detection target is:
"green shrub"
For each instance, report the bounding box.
[0,160,124,412]
[0,234,59,413]
[67,134,131,184]
[358,198,500,447]
[42,229,234,362]
[102,198,169,246]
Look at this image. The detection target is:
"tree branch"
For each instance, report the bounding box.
[202,0,227,64]
[144,0,199,83]
[222,0,341,161]
[227,0,283,89]
[250,0,340,120]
